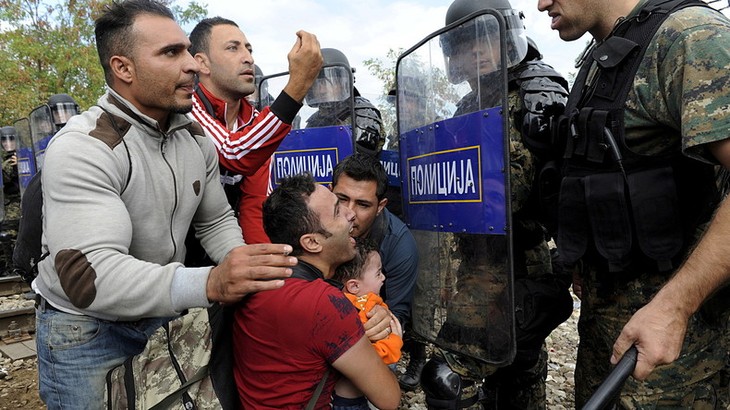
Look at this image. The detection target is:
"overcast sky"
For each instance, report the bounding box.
[185,0,728,99]
[181,0,591,97]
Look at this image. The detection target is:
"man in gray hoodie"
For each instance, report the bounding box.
[32,1,297,408]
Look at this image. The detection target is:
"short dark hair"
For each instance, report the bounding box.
[189,17,239,57]
[263,173,328,256]
[332,153,388,200]
[333,238,379,284]
[95,0,174,85]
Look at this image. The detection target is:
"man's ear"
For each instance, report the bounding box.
[194,53,211,76]
[110,55,134,85]
[300,233,322,254]
[345,279,360,295]
[377,197,388,215]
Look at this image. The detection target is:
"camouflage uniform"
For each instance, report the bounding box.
[424,79,571,409]
[569,4,730,408]
[0,151,19,276]
[106,308,220,409]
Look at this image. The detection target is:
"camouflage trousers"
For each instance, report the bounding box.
[575,268,730,409]
[411,231,513,362]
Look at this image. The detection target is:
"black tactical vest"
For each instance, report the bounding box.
[555,0,719,274]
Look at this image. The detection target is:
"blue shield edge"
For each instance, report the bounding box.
[12,118,36,198]
[398,8,515,366]
[29,105,55,172]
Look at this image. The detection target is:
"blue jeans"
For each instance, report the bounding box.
[332,394,370,410]
[35,300,175,409]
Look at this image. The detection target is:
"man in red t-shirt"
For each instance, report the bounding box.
[232,173,401,409]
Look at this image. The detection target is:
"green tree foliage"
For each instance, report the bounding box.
[363,48,401,141]
[364,47,461,149]
[0,0,206,127]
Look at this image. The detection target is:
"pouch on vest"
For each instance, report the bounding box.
[537,160,561,237]
[585,172,633,272]
[628,166,683,272]
[591,37,640,102]
[557,176,589,265]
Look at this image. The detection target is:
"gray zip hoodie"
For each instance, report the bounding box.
[35,89,245,321]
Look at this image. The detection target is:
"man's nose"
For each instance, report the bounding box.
[185,52,200,74]
[345,206,356,221]
[242,49,254,65]
[537,0,552,12]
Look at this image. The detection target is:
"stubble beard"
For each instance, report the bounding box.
[173,104,193,115]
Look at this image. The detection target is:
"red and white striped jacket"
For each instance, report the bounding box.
[189,83,301,243]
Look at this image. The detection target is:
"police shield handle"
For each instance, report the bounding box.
[283,30,323,103]
[582,346,638,410]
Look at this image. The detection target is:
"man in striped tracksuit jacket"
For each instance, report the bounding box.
[189,17,322,244]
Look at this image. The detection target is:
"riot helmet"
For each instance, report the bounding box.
[441,0,528,83]
[47,93,80,128]
[0,126,17,153]
[249,64,274,108]
[305,48,352,107]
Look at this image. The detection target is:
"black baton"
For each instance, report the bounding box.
[582,346,638,410]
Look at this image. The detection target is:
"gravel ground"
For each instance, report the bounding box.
[394,293,580,409]
[0,294,43,409]
[0,293,580,409]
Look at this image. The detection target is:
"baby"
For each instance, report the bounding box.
[332,239,403,409]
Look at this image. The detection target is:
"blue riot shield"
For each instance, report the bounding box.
[261,67,356,187]
[29,104,56,171]
[11,118,36,198]
[398,9,514,365]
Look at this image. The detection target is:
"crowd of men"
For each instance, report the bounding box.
[5,0,730,409]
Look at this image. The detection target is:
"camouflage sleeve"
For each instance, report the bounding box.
[2,158,13,179]
[507,91,536,214]
[658,7,730,162]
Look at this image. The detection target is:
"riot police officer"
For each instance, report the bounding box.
[539,0,730,407]
[11,93,80,282]
[29,93,81,172]
[47,93,80,129]
[415,0,573,408]
[0,126,18,199]
[0,126,16,275]
[305,48,385,156]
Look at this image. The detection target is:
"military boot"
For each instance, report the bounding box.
[400,340,427,391]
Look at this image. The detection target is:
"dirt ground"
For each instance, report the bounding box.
[0,358,43,409]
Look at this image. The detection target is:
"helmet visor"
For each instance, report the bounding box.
[305,66,351,107]
[51,102,79,126]
[441,11,527,83]
[0,129,16,152]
